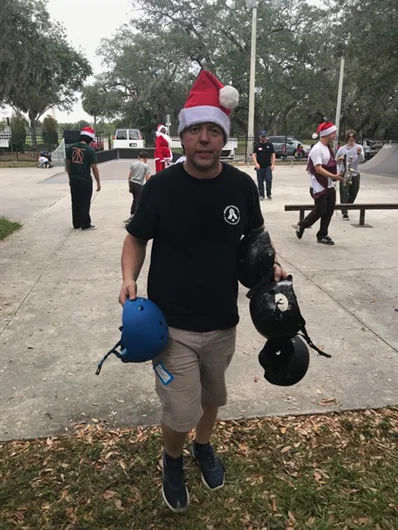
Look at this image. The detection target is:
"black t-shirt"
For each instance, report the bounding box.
[66,142,97,182]
[253,141,275,168]
[126,163,264,332]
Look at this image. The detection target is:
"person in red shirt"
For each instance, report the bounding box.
[154,125,173,172]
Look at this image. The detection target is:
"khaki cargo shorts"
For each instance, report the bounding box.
[152,326,236,432]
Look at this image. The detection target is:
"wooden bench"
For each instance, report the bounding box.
[284,203,398,227]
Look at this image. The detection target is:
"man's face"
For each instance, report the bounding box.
[347,134,356,146]
[260,135,267,143]
[181,123,224,171]
[325,131,337,144]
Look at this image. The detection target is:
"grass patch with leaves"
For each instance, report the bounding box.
[1,408,397,530]
[0,217,22,241]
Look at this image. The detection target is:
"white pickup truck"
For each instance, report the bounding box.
[171,137,238,160]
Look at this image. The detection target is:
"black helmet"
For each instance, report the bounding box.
[258,336,310,386]
[238,228,275,288]
[249,276,305,339]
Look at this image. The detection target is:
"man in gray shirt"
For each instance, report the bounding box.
[125,151,151,223]
[336,130,364,220]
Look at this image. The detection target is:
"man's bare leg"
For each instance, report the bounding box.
[195,404,218,444]
[161,422,189,458]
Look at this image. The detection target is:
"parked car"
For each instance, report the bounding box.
[268,136,303,158]
[113,129,145,149]
[91,137,104,151]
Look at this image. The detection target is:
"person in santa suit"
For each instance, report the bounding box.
[154,124,173,172]
[294,121,344,245]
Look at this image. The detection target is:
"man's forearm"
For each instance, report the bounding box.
[252,154,257,164]
[271,154,276,165]
[92,165,100,184]
[121,234,147,281]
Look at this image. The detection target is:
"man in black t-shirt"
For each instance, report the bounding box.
[66,126,101,230]
[119,71,287,513]
[252,130,276,200]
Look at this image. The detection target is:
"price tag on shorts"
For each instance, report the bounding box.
[153,362,174,386]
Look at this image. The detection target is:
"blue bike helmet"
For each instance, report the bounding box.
[96,297,169,374]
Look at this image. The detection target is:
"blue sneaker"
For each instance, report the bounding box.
[192,442,225,490]
[162,451,189,513]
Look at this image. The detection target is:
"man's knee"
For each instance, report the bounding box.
[161,399,203,433]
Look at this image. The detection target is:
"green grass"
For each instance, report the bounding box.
[0,217,22,241]
[1,408,397,529]
[0,161,37,168]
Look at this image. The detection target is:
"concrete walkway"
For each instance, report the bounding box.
[0,162,397,441]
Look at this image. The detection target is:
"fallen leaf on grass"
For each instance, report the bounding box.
[114,499,125,511]
[59,489,69,501]
[103,490,117,499]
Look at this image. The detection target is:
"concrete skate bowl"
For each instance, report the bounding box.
[361,143,398,177]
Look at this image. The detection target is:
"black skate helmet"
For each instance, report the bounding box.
[258,336,310,386]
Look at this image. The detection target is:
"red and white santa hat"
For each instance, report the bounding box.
[80,126,95,139]
[178,70,239,141]
[312,121,337,140]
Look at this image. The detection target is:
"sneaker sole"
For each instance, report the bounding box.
[191,448,225,490]
[161,484,190,513]
[317,240,335,245]
[200,473,225,490]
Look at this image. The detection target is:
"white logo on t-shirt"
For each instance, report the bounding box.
[223,205,240,225]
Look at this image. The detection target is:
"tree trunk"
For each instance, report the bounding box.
[29,113,38,148]
[93,114,97,134]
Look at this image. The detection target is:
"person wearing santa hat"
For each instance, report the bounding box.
[294,121,344,245]
[66,126,101,230]
[154,124,173,172]
[119,70,287,512]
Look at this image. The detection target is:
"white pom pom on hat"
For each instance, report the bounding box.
[178,70,240,141]
[219,85,239,110]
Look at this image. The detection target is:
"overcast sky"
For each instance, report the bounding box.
[46,0,321,123]
[47,0,132,122]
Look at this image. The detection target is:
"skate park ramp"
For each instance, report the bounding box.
[361,142,398,177]
[40,158,157,184]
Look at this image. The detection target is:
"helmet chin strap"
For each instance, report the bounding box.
[298,326,332,358]
[95,340,123,375]
[95,326,126,375]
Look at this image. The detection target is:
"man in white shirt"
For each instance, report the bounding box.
[336,130,364,221]
[295,121,344,245]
